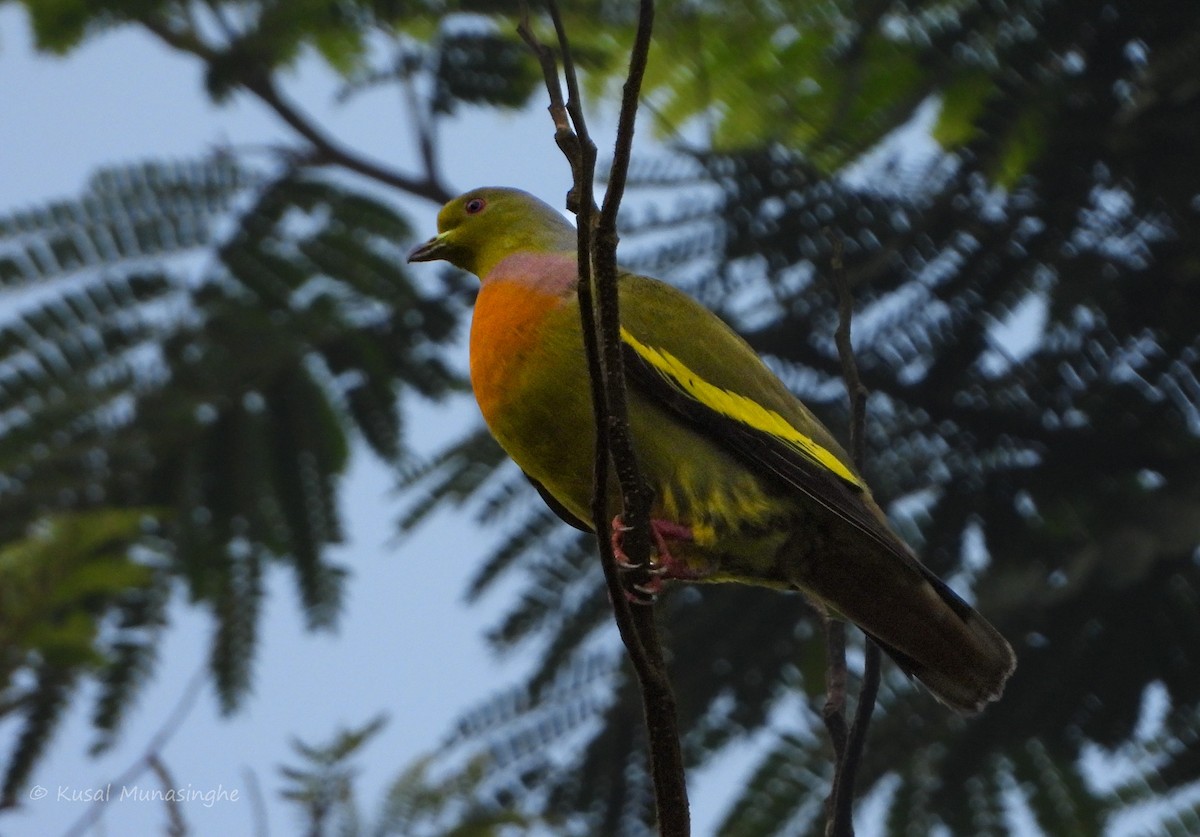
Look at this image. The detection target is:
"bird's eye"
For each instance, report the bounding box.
[465,198,486,215]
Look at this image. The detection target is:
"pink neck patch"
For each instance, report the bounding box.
[485,252,579,295]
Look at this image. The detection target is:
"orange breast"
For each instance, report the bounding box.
[469,280,568,425]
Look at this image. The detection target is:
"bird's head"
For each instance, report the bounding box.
[407,187,577,279]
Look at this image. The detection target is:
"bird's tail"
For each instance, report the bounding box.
[801,545,1016,713]
[863,564,1015,713]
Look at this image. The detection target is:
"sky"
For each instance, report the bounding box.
[0,6,757,835]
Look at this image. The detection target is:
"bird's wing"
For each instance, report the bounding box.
[619,327,907,561]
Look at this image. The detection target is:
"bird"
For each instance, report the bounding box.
[408,186,1016,713]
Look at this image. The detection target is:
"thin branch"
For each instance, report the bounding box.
[63,665,208,837]
[822,229,880,837]
[242,74,452,203]
[518,4,638,660]
[520,3,690,834]
[241,766,270,837]
[401,69,442,192]
[518,10,589,210]
[821,616,849,765]
[590,5,690,832]
[833,642,881,836]
[828,233,868,467]
[141,19,452,205]
[147,754,188,837]
[200,0,241,42]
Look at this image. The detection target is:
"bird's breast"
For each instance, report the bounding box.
[469,280,597,521]
[469,280,575,431]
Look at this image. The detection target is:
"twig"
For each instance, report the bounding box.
[822,229,880,837]
[242,74,452,203]
[590,5,690,832]
[401,70,442,195]
[828,234,868,467]
[519,4,690,834]
[63,665,208,837]
[517,10,591,211]
[141,19,452,205]
[821,616,849,766]
[199,0,240,42]
[147,754,188,837]
[241,766,270,837]
[833,642,881,836]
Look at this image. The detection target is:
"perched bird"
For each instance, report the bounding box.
[408,187,1016,712]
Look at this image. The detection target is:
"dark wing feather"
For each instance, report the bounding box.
[621,340,907,562]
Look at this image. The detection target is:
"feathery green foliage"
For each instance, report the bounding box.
[0,156,459,800]
[278,713,545,836]
[5,0,1200,833]
[0,0,552,809]
[0,509,163,805]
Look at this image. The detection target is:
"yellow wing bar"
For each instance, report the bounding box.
[620,328,862,488]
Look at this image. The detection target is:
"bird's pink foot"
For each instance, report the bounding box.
[610,516,696,603]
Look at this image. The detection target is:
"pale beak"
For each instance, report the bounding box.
[407,232,448,263]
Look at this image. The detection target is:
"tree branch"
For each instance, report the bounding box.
[240,74,453,204]
[63,665,207,837]
[520,4,690,834]
[241,767,270,837]
[822,229,880,837]
[141,19,452,205]
[147,754,188,837]
[821,616,849,766]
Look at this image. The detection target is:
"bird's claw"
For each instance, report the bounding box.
[614,556,667,574]
[624,579,663,605]
[610,514,695,603]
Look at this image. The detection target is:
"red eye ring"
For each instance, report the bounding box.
[465,197,486,214]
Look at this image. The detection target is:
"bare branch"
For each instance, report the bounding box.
[242,74,452,203]
[821,615,849,765]
[241,767,270,837]
[520,3,689,833]
[63,665,207,837]
[588,6,690,832]
[147,754,188,837]
[517,9,590,210]
[401,72,442,193]
[828,233,868,467]
[141,19,452,204]
[832,642,881,836]
[822,228,880,837]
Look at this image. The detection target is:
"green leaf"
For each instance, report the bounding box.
[932,72,994,149]
[994,106,1049,190]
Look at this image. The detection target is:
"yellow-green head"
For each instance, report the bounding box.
[407,187,577,279]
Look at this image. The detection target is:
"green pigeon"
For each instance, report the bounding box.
[409,187,1016,712]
